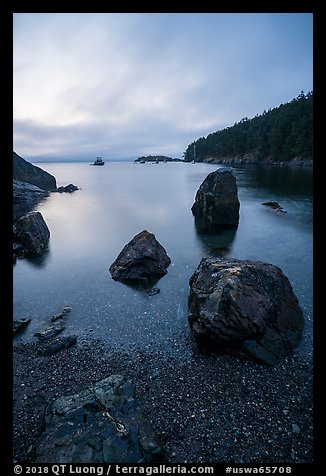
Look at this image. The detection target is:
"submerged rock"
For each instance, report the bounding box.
[109,230,171,284]
[188,257,304,365]
[13,211,50,256]
[191,168,240,234]
[147,287,160,296]
[262,201,286,213]
[35,375,164,463]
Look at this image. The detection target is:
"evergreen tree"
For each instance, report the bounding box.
[183,92,313,163]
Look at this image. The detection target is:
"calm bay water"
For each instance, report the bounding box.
[13,162,313,360]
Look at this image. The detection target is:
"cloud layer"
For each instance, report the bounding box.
[13,13,313,161]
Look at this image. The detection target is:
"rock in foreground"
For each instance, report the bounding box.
[13,211,50,256]
[109,230,171,284]
[35,375,163,463]
[188,257,304,365]
[191,168,240,233]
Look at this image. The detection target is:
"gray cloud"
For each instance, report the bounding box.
[13,13,313,161]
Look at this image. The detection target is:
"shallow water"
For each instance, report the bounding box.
[13,161,313,360]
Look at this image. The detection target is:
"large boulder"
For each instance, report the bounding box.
[191,168,240,233]
[109,230,171,284]
[13,211,50,256]
[13,151,56,190]
[35,375,164,463]
[188,257,304,365]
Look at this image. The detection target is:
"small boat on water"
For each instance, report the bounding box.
[91,156,105,166]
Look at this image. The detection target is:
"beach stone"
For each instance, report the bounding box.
[13,318,31,336]
[191,168,240,233]
[38,336,77,356]
[51,307,72,322]
[34,323,65,340]
[188,257,304,365]
[109,230,171,284]
[34,375,164,463]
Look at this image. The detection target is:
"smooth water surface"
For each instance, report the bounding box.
[13,162,313,360]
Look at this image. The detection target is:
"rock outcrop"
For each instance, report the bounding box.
[13,211,50,256]
[13,180,50,209]
[13,151,56,190]
[55,184,79,193]
[109,230,171,285]
[191,168,240,233]
[35,375,164,463]
[188,257,304,365]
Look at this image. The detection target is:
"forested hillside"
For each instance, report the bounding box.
[184,91,313,164]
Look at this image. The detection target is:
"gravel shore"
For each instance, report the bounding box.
[13,336,313,465]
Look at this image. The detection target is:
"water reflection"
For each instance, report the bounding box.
[194,227,237,258]
[234,165,313,198]
[13,238,51,268]
[13,162,312,360]
[24,244,51,268]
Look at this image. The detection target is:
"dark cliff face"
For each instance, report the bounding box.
[13,151,57,190]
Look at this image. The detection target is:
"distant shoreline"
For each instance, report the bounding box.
[29,158,313,167]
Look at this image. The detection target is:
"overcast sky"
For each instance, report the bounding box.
[13,13,313,162]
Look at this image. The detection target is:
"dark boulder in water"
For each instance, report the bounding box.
[13,211,50,256]
[109,230,171,285]
[191,168,240,233]
[188,257,304,365]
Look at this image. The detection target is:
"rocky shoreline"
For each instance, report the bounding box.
[196,155,313,167]
[13,335,312,464]
[12,153,313,464]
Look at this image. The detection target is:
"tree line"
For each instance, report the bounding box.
[183,91,313,163]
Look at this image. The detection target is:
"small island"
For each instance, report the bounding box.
[134,155,183,163]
